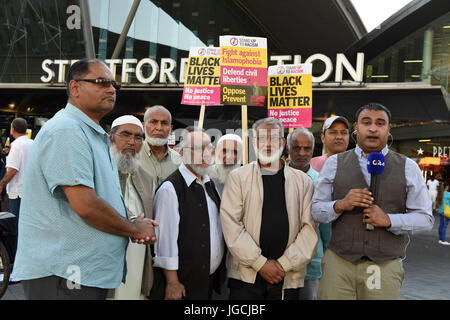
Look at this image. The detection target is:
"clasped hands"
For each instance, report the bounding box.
[333,188,392,228]
[130,214,159,244]
[259,259,285,284]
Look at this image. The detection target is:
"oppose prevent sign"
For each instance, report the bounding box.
[268,64,312,128]
[182,47,221,105]
[219,35,267,106]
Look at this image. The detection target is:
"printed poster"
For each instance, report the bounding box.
[268,64,313,128]
[182,47,221,105]
[219,35,267,106]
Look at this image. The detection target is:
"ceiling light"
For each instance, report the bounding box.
[403,60,423,63]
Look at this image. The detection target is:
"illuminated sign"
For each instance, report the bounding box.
[40,53,365,85]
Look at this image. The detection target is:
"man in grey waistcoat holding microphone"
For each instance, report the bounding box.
[312,103,433,300]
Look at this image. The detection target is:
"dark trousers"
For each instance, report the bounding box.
[22,276,108,300]
[228,275,299,300]
[9,197,20,218]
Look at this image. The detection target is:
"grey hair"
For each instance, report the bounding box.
[143,105,172,124]
[252,117,284,138]
[287,128,315,150]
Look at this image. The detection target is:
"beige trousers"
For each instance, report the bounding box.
[317,249,404,300]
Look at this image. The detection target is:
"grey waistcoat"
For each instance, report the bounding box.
[328,149,408,263]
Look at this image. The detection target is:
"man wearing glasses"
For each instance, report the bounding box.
[12,59,157,300]
[220,117,317,300]
[109,115,157,300]
[151,127,226,300]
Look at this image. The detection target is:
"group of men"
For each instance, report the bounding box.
[11,59,434,300]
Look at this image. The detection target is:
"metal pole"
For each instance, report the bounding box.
[111,0,141,59]
[80,0,96,59]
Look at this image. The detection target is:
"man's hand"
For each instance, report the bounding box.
[362,205,392,228]
[130,214,159,244]
[163,270,186,300]
[334,188,374,214]
[258,259,285,284]
[165,280,186,300]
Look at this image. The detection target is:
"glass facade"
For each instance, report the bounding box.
[0,0,273,85]
[0,0,85,83]
[365,12,450,92]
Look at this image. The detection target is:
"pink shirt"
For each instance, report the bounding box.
[310,154,328,173]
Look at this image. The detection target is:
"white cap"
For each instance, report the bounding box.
[322,116,349,133]
[217,134,243,147]
[111,115,144,132]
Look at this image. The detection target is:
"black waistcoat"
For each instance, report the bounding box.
[151,169,225,300]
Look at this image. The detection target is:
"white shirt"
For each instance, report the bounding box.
[153,163,224,275]
[6,135,33,199]
[427,179,440,193]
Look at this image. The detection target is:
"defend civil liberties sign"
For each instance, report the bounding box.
[268,64,313,128]
[181,47,221,105]
[219,36,268,106]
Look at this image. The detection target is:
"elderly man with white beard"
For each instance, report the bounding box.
[150,127,226,300]
[140,105,182,192]
[109,115,157,300]
[220,117,318,300]
[209,134,243,196]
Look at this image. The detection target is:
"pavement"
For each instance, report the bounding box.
[2,212,449,300]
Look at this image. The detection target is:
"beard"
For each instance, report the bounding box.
[256,146,283,165]
[145,135,168,147]
[110,144,141,174]
[188,164,210,177]
[214,163,240,183]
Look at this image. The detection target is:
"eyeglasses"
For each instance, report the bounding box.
[75,78,121,90]
[114,132,144,144]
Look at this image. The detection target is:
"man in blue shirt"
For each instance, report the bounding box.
[286,128,331,300]
[12,59,157,300]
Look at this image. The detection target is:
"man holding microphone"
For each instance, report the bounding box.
[312,103,433,300]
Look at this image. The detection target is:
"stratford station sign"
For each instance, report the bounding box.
[40,52,364,85]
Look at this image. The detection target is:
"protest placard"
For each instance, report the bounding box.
[219,36,267,106]
[182,47,221,106]
[268,64,312,128]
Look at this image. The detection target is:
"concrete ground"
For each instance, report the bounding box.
[2,212,449,300]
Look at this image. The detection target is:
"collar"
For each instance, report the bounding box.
[64,103,106,135]
[12,135,29,142]
[179,162,210,187]
[144,140,170,159]
[355,144,389,159]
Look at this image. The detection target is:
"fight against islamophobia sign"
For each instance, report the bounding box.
[181,47,221,105]
[219,36,268,106]
[268,64,312,128]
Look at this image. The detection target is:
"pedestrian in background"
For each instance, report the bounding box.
[438,182,450,245]
[0,118,33,219]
